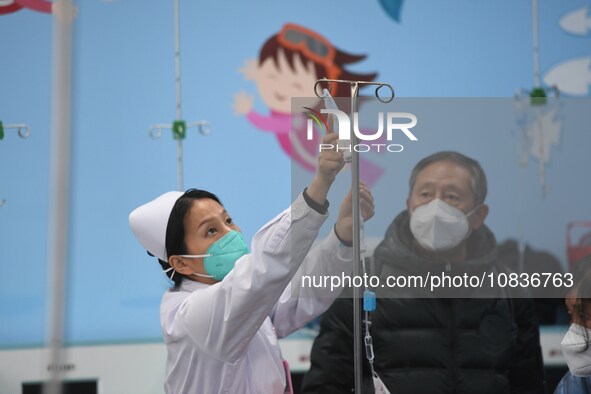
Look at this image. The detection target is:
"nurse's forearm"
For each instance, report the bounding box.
[271,228,353,338]
[306,176,331,207]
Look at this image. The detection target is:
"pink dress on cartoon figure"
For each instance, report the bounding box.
[0,0,51,15]
[246,109,384,187]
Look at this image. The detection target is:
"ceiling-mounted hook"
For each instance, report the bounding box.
[374,84,395,103]
[148,120,211,140]
[514,85,560,105]
[314,78,395,102]
[147,119,212,191]
[188,121,211,136]
[0,122,31,140]
[148,124,168,139]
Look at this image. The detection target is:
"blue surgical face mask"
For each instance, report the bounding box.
[180,230,250,281]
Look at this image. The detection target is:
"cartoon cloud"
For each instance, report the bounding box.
[544,56,591,96]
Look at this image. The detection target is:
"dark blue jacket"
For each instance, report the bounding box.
[302,211,546,394]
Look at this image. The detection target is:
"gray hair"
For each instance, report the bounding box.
[409,151,488,206]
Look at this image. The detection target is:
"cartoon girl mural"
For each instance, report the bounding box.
[234,23,384,187]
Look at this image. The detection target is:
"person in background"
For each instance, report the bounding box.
[554,256,591,394]
[302,151,545,394]
[497,239,564,325]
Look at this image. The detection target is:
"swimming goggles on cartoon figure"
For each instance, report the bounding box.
[277,23,342,84]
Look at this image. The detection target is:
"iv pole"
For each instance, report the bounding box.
[513,0,559,273]
[148,0,210,192]
[45,0,75,393]
[315,78,394,393]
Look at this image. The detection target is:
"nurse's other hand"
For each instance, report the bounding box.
[335,183,375,244]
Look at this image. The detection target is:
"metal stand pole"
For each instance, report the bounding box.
[314,78,394,393]
[532,0,541,88]
[349,82,364,394]
[45,1,74,393]
[174,0,184,191]
[148,0,211,191]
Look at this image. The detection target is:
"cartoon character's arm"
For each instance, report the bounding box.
[0,2,23,15]
[246,111,291,135]
[16,0,52,13]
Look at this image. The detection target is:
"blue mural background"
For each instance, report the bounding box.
[1,0,590,347]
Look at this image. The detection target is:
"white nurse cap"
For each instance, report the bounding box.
[129,191,184,262]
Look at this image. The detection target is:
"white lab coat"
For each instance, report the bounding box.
[160,194,353,393]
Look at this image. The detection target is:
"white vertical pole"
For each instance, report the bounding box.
[532,0,541,87]
[174,0,184,191]
[45,0,74,393]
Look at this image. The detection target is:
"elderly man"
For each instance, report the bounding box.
[302,151,546,394]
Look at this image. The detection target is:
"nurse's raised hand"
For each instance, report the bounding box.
[307,130,345,207]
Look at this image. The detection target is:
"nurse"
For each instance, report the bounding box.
[555,257,591,394]
[129,131,374,394]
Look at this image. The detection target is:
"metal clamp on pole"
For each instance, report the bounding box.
[314,78,395,394]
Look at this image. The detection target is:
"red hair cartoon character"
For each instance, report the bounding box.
[234,23,384,186]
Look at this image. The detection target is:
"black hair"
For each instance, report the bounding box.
[157,189,222,290]
[571,256,591,289]
[409,151,488,207]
